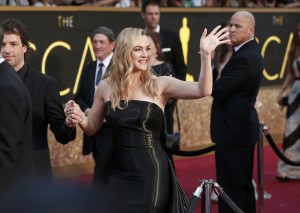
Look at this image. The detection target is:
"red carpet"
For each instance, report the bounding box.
[64,145,300,213]
[175,145,300,213]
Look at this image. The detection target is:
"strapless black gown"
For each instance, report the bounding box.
[100,100,189,213]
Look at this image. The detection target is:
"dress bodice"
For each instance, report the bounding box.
[105,100,163,147]
[100,100,188,213]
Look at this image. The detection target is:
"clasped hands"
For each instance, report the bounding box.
[64,100,85,127]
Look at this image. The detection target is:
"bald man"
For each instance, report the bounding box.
[210,11,264,213]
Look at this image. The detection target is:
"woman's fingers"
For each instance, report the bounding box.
[209,25,222,36]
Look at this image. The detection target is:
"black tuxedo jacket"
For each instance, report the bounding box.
[210,40,264,146]
[21,64,76,180]
[74,61,111,159]
[159,28,186,81]
[0,61,34,191]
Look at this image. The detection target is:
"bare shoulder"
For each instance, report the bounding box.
[101,79,110,88]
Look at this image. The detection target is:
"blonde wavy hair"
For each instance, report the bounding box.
[105,28,158,109]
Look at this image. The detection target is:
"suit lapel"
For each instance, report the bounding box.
[88,61,97,101]
[88,59,112,101]
[234,39,256,54]
[23,65,35,95]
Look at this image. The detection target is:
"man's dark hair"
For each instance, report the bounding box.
[0,27,3,46]
[1,19,30,59]
[141,0,160,13]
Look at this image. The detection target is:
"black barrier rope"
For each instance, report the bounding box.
[262,124,300,166]
[218,192,244,213]
[163,145,215,157]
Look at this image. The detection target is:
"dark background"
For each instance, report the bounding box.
[0,7,299,102]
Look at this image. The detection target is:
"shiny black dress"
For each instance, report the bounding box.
[101,100,189,213]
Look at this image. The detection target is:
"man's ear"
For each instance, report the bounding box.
[111,41,116,50]
[22,44,27,53]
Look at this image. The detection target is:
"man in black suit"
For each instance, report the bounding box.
[74,26,115,184]
[210,11,264,213]
[0,26,34,192]
[141,0,186,83]
[0,19,76,182]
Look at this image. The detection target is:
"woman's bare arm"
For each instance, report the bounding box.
[159,26,230,100]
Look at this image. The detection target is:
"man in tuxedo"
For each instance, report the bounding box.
[0,19,76,182]
[210,11,264,213]
[141,0,186,82]
[74,26,115,184]
[0,26,34,192]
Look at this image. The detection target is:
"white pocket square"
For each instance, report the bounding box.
[162,47,171,53]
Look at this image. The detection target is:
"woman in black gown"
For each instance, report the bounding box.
[65,26,229,212]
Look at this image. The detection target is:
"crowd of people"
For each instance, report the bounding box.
[0,0,299,7]
[0,0,299,211]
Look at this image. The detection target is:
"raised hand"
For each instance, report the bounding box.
[200,25,230,55]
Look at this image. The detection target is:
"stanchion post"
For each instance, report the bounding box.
[186,180,244,213]
[201,180,213,213]
[257,122,265,213]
